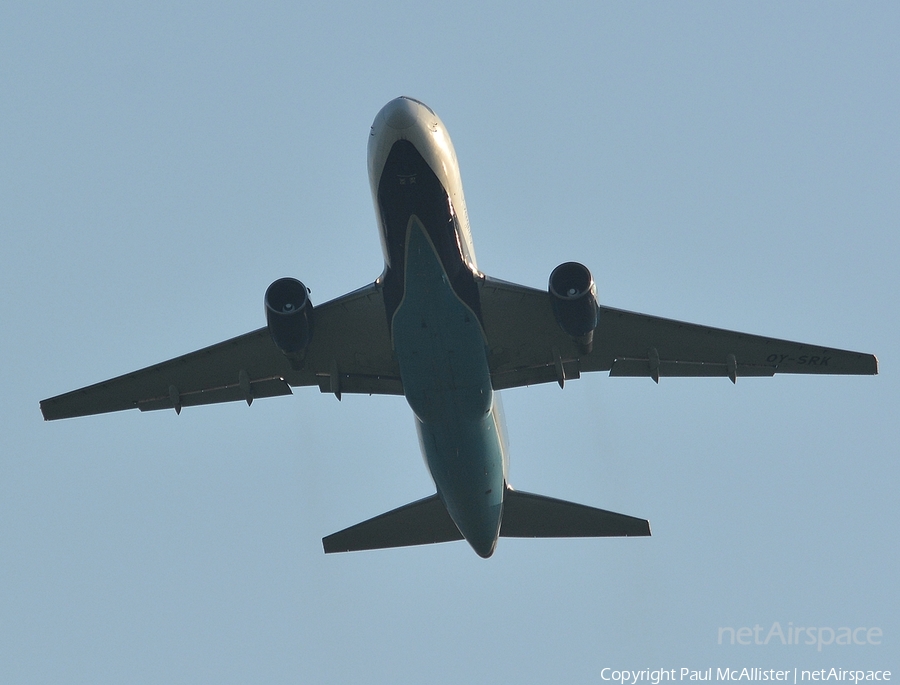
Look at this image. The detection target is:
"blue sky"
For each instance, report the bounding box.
[2,3,897,683]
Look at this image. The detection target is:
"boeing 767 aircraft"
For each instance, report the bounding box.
[41,97,878,558]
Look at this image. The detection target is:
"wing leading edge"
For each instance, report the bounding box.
[479,277,877,390]
[40,282,401,421]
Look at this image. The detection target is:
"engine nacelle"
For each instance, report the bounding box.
[265,277,313,360]
[549,261,599,351]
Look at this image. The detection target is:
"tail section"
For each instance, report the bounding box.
[323,487,649,554]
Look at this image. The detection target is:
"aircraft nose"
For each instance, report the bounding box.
[383,97,420,130]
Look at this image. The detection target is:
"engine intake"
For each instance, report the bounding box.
[549,261,599,351]
[265,277,313,360]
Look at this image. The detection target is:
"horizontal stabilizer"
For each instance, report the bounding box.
[500,488,650,538]
[323,494,462,553]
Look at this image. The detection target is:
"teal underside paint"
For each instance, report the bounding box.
[391,216,504,557]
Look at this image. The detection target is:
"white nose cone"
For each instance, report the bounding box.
[384,97,419,130]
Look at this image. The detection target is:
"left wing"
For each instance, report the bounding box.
[479,277,878,390]
[40,282,401,420]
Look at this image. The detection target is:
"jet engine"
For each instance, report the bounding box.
[548,261,599,352]
[265,277,313,362]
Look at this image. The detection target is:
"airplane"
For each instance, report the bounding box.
[40,96,878,558]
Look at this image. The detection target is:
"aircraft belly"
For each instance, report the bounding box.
[392,215,503,556]
[391,216,492,423]
[415,414,504,557]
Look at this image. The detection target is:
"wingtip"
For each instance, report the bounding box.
[39,400,54,421]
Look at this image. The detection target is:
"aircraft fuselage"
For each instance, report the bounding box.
[368,97,507,557]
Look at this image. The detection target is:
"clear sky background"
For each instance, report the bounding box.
[2,3,897,683]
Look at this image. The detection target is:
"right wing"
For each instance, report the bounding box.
[40,282,401,420]
[479,277,878,390]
